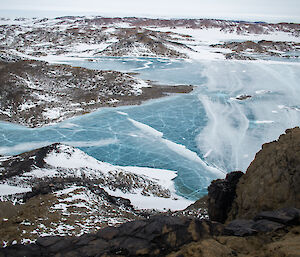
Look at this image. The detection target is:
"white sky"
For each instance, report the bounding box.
[1,0,300,22]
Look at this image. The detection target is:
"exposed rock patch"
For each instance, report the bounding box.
[235,94,252,100]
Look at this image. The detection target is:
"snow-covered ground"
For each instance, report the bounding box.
[1,16,299,62]
[0,143,192,211]
[0,143,193,245]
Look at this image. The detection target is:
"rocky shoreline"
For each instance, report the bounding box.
[0,56,193,128]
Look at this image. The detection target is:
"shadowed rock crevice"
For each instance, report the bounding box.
[208,171,243,223]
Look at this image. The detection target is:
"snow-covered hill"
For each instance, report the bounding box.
[0,143,192,246]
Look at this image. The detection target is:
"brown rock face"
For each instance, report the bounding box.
[228,127,300,221]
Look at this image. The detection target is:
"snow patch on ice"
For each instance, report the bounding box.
[117,111,128,116]
[128,117,225,177]
[0,184,31,196]
[254,120,275,124]
[0,141,54,155]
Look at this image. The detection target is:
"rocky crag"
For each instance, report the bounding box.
[1,128,300,256]
[228,127,300,221]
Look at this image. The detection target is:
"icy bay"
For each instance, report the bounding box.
[1,57,300,199]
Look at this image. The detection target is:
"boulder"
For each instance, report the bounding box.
[223,219,257,236]
[208,171,243,223]
[228,127,300,220]
[254,207,300,225]
[224,218,285,236]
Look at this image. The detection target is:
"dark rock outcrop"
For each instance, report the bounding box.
[0,143,58,180]
[224,207,300,237]
[2,208,299,256]
[208,171,243,223]
[0,216,223,257]
[254,207,300,225]
[228,127,300,221]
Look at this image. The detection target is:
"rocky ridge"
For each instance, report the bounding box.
[0,16,299,60]
[0,208,299,256]
[211,40,300,60]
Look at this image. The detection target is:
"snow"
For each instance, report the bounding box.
[149,26,300,61]
[24,168,58,178]
[19,102,36,111]
[154,27,300,45]
[68,42,114,58]
[120,166,177,189]
[108,166,193,210]
[254,120,275,124]
[27,144,192,210]
[255,90,271,95]
[105,188,192,211]
[131,78,151,94]
[128,118,164,138]
[117,111,128,116]
[0,184,31,196]
[43,108,61,119]
[44,145,110,170]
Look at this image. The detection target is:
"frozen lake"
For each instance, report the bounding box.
[1,57,300,199]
